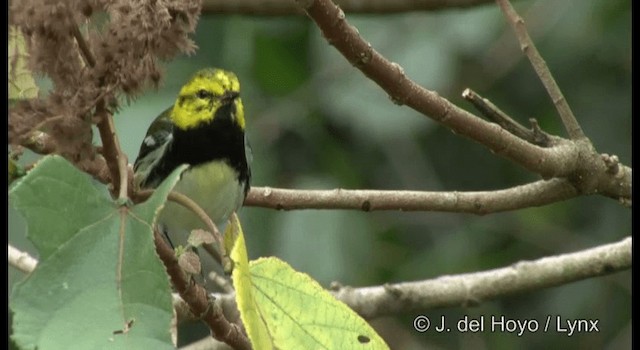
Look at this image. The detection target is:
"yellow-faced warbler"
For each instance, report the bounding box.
[133,68,251,247]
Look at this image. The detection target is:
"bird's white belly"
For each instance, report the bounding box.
[158,161,245,245]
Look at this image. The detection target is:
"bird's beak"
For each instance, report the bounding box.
[222,91,240,104]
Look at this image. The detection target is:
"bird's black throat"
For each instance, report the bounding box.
[147,103,251,194]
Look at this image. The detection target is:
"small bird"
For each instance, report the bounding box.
[133,68,251,248]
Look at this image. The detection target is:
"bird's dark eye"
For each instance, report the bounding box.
[196,89,210,99]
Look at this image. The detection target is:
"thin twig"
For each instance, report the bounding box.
[154,230,252,350]
[67,7,96,67]
[116,153,129,200]
[462,88,552,146]
[528,118,548,145]
[96,102,128,200]
[495,0,585,140]
[245,179,578,213]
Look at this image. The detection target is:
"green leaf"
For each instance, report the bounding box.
[9,156,187,350]
[228,215,389,349]
[9,26,38,101]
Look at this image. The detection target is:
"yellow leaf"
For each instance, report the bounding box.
[8,26,38,100]
[227,214,389,350]
[227,214,272,348]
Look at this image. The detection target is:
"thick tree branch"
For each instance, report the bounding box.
[496,0,585,140]
[245,179,578,213]
[203,0,506,15]
[332,236,631,318]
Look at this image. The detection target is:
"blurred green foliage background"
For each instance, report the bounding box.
[9,0,630,348]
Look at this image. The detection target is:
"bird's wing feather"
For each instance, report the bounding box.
[133,107,174,188]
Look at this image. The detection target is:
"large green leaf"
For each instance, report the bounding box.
[9,156,187,350]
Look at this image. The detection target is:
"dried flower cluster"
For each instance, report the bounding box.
[9,0,202,181]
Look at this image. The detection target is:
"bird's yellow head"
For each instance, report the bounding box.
[170,68,245,130]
